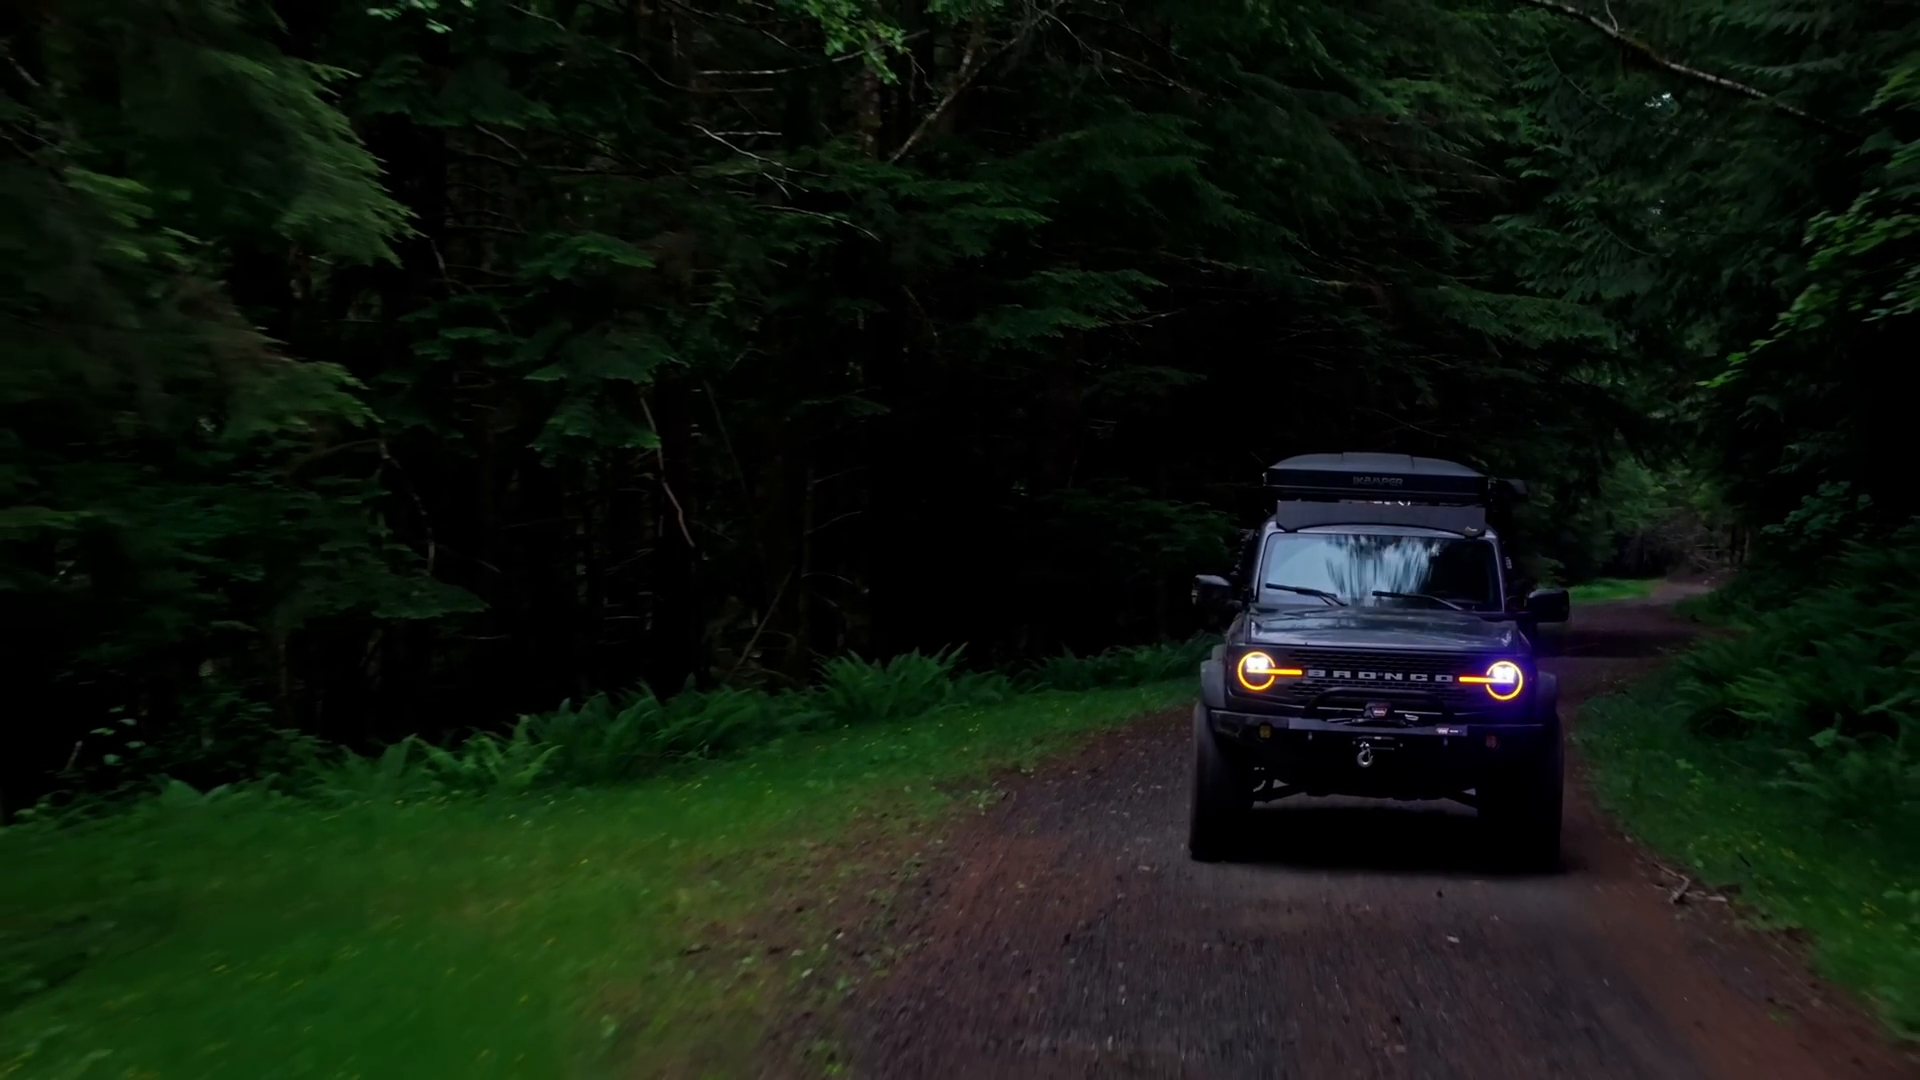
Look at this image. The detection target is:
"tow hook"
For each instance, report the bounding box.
[1356,740,1376,768]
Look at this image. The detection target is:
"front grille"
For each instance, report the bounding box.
[1277,647,1487,712]
[1287,647,1467,678]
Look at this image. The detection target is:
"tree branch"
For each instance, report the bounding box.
[638,396,696,551]
[888,2,1062,164]
[692,124,796,198]
[723,568,792,685]
[1512,0,1853,136]
[887,20,995,164]
[754,204,880,241]
[378,438,437,575]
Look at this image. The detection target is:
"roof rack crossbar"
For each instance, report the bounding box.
[1273,501,1488,536]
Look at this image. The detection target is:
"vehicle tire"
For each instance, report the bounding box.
[1189,704,1251,862]
[1478,714,1564,871]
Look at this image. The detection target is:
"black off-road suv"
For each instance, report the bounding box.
[1188,452,1571,866]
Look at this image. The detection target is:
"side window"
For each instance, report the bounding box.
[1230,528,1261,592]
[1425,540,1495,605]
[1502,553,1536,608]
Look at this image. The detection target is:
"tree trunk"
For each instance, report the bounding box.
[1036,329,1085,493]
[645,380,703,695]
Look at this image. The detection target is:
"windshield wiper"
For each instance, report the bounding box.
[1264,583,1346,607]
[1372,590,1468,611]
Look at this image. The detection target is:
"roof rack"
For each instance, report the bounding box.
[1263,452,1529,536]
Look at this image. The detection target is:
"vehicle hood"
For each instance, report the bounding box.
[1242,608,1523,652]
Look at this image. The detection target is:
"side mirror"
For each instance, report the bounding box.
[1192,574,1235,613]
[1526,587,1570,624]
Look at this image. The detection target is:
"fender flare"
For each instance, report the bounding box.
[1201,646,1228,711]
[1536,670,1560,727]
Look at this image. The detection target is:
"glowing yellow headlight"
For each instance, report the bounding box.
[1459,660,1525,701]
[1236,651,1277,691]
[1235,651,1303,692]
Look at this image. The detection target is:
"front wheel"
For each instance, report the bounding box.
[1478,716,1564,871]
[1189,705,1251,862]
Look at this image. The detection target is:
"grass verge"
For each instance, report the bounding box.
[1577,675,1920,1040]
[1,681,1193,1080]
[1567,577,1661,604]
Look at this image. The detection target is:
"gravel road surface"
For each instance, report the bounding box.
[842,590,1917,1080]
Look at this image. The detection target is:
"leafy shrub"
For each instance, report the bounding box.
[1019,636,1215,692]
[410,722,560,796]
[307,741,419,803]
[815,648,1008,727]
[522,685,826,785]
[1674,560,1814,624]
[302,647,1029,798]
[32,639,1198,810]
[1774,726,1920,824]
[43,682,330,808]
[1519,459,1734,586]
[1672,530,1920,819]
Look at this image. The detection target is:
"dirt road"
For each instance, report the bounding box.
[840,592,1917,1079]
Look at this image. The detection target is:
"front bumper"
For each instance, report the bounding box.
[1209,708,1551,800]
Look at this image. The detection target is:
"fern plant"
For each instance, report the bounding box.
[814,648,992,727]
[1020,636,1215,692]
[192,636,1200,801]
[1672,530,1920,816]
[410,723,559,796]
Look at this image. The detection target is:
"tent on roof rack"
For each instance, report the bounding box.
[1265,452,1489,505]
[1261,452,1529,536]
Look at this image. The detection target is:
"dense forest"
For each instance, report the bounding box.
[2,0,1912,814]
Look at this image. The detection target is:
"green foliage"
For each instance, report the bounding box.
[1675,554,1824,625]
[1521,457,1733,585]
[306,740,418,802]
[3,0,1733,807]
[1565,577,1660,604]
[0,682,1191,1076]
[55,686,326,801]
[409,722,561,795]
[1505,0,1919,545]
[298,642,1190,797]
[1018,636,1216,692]
[513,687,823,786]
[1670,530,1920,816]
[1581,676,1920,1037]
[0,0,482,810]
[1587,520,1920,1039]
[814,648,1011,727]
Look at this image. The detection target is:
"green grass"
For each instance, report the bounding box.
[1566,576,1662,604]
[1578,676,1920,1039]
[0,681,1193,1080]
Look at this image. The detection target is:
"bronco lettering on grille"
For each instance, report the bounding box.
[1306,668,1455,684]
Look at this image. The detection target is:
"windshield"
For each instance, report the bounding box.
[1255,530,1502,611]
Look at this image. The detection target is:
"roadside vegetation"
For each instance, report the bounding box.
[1566,577,1661,605]
[1,643,1199,1078]
[1578,531,1920,1038]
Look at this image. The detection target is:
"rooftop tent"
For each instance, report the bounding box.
[1265,452,1490,505]
[1262,452,1531,536]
